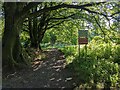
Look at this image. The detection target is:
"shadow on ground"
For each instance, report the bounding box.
[2,48,79,88]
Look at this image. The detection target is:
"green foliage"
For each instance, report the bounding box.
[20,32,30,47]
[49,32,57,45]
[60,45,77,57]
[93,60,119,87]
[61,37,120,88]
[0,18,4,40]
[42,20,78,45]
[42,32,50,44]
[112,45,120,64]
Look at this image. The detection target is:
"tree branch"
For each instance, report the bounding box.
[94,16,114,42]
[82,7,109,20]
[18,2,41,20]
[93,16,106,40]
[22,2,41,14]
[49,13,76,20]
[29,2,106,18]
[47,20,65,30]
[110,11,120,17]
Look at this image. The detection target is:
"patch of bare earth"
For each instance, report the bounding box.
[2,48,79,89]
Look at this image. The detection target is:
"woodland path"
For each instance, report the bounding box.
[2,48,79,89]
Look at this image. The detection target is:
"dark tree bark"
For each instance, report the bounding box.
[28,7,49,51]
[28,8,40,50]
[2,3,18,69]
[30,7,40,50]
[2,2,28,70]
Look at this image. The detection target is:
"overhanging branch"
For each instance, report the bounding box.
[82,7,109,20]
[110,11,120,17]
[28,2,106,18]
[94,16,106,40]
[94,16,114,42]
[19,2,41,19]
[49,13,76,20]
[47,20,65,30]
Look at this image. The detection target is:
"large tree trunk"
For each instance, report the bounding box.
[2,3,18,69]
[2,3,28,70]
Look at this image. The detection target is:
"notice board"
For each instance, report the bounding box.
[78,30,88,44]
[78,37,88,44]
[78,30,88,37]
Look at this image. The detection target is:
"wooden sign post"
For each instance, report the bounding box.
[78,30,88,60]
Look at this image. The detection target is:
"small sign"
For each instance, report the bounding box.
[78,30,88,37]
[78,37,88,44]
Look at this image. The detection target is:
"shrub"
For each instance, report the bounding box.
[112,45,120,64]
[60,39,120,88]
[73,55,119,87]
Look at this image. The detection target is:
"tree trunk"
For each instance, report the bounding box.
[2,3,28,70]
[2,3,17,69]
[28,7,40,50]
[38,29,46,51]
[28,17,40,50]
[30,29,45,51]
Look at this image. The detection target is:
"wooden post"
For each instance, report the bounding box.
[85,44,87,60]
[78,44,80,60]
[78,29,80,60]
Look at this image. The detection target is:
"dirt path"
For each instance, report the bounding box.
[2,48,78,88]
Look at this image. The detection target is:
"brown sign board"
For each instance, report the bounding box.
[78,37,88,44]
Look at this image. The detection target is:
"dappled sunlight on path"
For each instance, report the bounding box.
[3,48,78,88]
